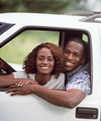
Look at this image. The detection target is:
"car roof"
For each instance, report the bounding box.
[0,13,84,24]
[1,11,101,24]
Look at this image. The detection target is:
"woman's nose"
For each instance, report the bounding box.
[43,59,48,64]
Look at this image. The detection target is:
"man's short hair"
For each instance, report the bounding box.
[67,37,87,58]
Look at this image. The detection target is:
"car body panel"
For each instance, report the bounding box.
[0,13,101,121]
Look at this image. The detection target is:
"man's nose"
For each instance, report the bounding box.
[67,53,73,60]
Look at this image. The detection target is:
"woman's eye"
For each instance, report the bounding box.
[39,57,43,60]
[48,58,53,61]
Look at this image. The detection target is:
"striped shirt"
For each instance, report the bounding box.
[65,63,90,94]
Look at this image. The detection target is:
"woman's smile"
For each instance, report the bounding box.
[41,66,49,69]
[36,47,54,75]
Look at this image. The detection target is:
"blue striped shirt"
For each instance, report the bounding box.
[65,63,90,94]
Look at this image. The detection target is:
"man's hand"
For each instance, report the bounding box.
[6,83,35,96]
[0,58,8,70]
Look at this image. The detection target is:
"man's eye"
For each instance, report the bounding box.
[64,50,69,54]
[74,54,79,57]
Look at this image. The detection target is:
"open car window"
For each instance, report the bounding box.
[0,28,91,94]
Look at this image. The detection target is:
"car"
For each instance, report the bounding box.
[0,11,101,121]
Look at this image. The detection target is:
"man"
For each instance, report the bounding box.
[2,37,91,108]
[0,58,15,75]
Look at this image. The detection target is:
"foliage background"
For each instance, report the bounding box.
[0,0,88,14]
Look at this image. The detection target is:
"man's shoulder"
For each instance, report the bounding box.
[66,63,90,78]
[76,70,89,75]
[72,70,90,80]
[66,70,90,85]
[66,70,91,94]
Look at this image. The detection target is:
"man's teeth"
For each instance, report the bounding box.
[42,67,49,69]
[65,62,73,66]
[67,62,71,65]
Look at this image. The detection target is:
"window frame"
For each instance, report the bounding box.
[0,26,92,93]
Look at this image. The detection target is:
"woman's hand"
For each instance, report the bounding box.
[6,83,35,96]
[6,79,39,96]
[14,78,38,87]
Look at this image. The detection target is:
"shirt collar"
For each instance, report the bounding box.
[66,63,85,77]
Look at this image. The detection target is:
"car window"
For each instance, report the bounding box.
[82,34,88,44]
[0,29,91,94]
[1,30,59,66]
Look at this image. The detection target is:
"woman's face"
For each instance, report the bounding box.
[36,47,54,75]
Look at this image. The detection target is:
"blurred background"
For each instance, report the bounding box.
[0,0,101,14]
[1,0,101,66]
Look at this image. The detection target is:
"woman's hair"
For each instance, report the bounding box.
[23,42,64,78]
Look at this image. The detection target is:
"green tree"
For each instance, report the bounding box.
[0,0,87,14]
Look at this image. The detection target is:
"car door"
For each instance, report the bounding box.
[0,26,101,121]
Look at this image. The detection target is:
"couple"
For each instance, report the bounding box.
[0,37,90,108]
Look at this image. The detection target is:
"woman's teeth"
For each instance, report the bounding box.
[42,67,49,69]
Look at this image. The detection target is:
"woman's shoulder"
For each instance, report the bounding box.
[49,73,65,90]
[58,73,65,78]
[52,73,65,80]
[59,73,65,76]
[27,73,36,80]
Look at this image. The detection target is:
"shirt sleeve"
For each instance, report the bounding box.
[66,71,91,94]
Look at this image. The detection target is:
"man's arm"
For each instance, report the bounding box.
[0,58,15,74]
[6,84,86,109]
[0,74,36,88]
[32,85,86,108]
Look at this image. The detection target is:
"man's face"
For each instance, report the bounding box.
[64,41,85,72]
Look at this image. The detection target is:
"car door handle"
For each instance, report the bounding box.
[76,107,98,119]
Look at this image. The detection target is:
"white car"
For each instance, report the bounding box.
[0,12,101,121]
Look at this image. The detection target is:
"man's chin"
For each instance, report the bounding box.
[65,67,73,72]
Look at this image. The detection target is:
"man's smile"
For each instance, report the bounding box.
[65,62,74,67]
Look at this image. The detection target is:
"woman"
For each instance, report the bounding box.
[0,43,65,90]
